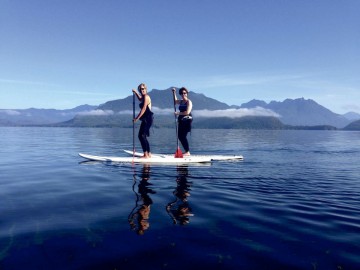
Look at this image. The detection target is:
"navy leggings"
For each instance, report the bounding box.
[178,122,190,152]
[139,121,151,153]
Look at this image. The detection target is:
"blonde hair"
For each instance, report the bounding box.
[137,83,147,96]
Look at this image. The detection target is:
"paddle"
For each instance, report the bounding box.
[132,92,135,160]
[173,90,183,158]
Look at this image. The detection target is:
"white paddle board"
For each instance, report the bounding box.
[79,153,212,164]
[123,150,244,161]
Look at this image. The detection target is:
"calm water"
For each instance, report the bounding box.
[1,127,360,269]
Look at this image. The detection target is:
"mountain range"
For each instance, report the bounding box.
[239,98,351,128]
[0,104,97,126]
[1,88,360,130]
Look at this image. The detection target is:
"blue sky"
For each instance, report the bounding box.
[1,0,359,114]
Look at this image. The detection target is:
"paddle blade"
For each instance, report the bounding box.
[175,147,183,158]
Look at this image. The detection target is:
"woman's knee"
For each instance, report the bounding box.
[139,133,146,141]
[178,131,187,140]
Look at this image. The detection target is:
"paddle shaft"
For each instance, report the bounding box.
[133,92,135,156]
[173,92,183,157]
[174,99,179,149]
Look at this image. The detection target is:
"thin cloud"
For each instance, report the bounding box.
[194,107,280,118]
[117,110,133,115]
[116,107,173,115]
[77,110,114,116]
[0,109,21,116]
[77,107,172,116]
[152,107,173,115]
[114,107,280,118]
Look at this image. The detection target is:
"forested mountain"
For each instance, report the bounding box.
[98,88,231,111]
[343,112,360,121]
[0,88,357,129]
[0,105,97,126]
[241,98,350,128]
[343,120,360,131]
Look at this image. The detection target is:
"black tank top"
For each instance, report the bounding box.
[178,100,192,121]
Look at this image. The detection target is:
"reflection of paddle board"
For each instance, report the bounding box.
[123,150,244,161]
[78,153,212,164]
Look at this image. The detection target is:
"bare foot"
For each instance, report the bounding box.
[183,152,191,156]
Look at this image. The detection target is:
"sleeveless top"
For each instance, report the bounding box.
[178,100,192,121]
[139,101,153,121]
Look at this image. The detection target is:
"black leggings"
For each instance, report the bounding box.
[178,123,190,152]
[139,121,151,153]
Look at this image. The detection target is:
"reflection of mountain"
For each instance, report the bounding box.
[166,166,194,225]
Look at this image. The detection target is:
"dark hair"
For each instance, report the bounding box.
[179,87,189,95]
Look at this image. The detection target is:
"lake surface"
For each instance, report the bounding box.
[1,127,359,269]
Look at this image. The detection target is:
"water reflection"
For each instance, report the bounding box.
[128,164,155,235]
[166,166,194,225]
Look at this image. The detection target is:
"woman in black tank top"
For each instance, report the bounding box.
[133,83,153,158]
[172,87,193,156]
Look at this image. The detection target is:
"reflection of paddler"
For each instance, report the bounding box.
[136,205,150,233]
[129,165,155,235]
[166,166,194,225]
[139,164,150,180]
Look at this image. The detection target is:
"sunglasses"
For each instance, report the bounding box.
[181,92,187,95]
[140,88,146,90]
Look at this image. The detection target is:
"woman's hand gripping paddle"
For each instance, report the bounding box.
[173,89,183,158]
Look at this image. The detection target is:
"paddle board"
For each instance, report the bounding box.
[123,150,244,161]
[79,153,212,164]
